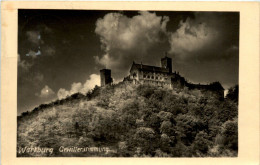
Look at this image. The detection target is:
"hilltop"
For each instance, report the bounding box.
[17,82,238,157]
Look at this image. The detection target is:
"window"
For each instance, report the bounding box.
[147,75,150,79]
[152,76,154,79]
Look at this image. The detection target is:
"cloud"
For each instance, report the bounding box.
[18,67,44,89]
[34,73,44,82]
[165,13,239,88]
[94,11,170,80]
[169,17,219,57]
[18,52,44,85]
[42,46,55,56]
[224,89,229,97]
[57,74,100,99]
[25,25,54,57]
[82,74,100,92]
[26,31,43,45]
[39,24,53,33]
[225,45,238,56]
[25,46,55,57]
[70,82,83,94]
[57,88,70,100]
[168,12,239,61]
[18,54,33,71]
[26,50,41,58]
[94,11,238,88]
[36,85,55,98]
[26,25,52,45]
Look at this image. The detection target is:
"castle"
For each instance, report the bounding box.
[100,54,224,99]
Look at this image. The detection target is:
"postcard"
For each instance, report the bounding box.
[1,1,259,165]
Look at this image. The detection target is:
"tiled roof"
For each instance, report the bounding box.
[132,63,169,73]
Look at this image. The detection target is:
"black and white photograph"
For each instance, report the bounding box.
[17,9,239,157]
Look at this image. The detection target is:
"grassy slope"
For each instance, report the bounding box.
[17,82,238,157]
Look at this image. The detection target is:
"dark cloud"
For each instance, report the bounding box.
[167,12,239,88]
[41,45,55,56]
[26,50,41,58]
[169,12,239,61]
[26,31,42,45]
[18,54,33,71]
[23,23,55,58]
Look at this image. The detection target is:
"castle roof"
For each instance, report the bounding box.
[131,63,169,73]
[187,81,224,90]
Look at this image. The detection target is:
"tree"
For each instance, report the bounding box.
[226,85,238,102]
[192,131,211,155]
[175,114,201,145]
[160,121,174,136]
[134,127,156,155]
[221,119,238,151]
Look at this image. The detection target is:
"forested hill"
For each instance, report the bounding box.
[17,82,238,157]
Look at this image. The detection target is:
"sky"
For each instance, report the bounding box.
[18,10,239,115]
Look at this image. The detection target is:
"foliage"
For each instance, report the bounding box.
[226,85,238,103]
[17,83,238,157]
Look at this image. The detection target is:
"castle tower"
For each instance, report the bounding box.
[100,69,113,86]
[161,54,172,73]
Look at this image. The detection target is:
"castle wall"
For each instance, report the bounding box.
[130,68,141,82]
[130,69,172,88]
[127,57,224,99]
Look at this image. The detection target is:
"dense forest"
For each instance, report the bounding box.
[17,82,238,157]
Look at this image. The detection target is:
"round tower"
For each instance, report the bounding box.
[100,69,113,86]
